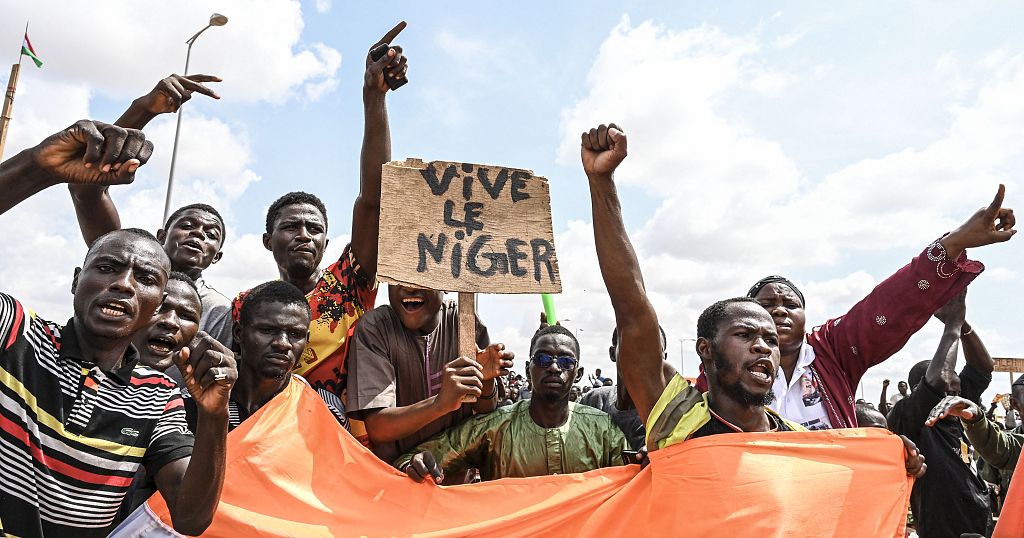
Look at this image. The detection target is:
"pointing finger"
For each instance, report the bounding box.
[184,74,223,84]
[375,21,407,47]
[178,77,220,99]
[984,184,1006,220]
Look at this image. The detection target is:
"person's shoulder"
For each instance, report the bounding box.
[570,401,614,419]
[579,385,613,406]
[197,279,232,307]
[360,304,400,325]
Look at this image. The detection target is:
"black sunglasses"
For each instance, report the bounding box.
[532,353,578,370]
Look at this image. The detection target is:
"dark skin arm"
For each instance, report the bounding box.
[351,22,408,280]
[68,74,221,246]
[959,322,994,376]
[879,380,891,416]
[927,290,967,392]
[153,333,237,535]
[363,356,483,444]
[581,124,673,425]
[0,120,153,215]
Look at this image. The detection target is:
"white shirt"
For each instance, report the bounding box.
[771,343,833,430]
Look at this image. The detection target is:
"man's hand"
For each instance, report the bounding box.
[883,379,890,387]
[173,332,237,416]
[404,451,444,484]
[435,356,484,412]
[365,21,408,94]
[581,123,627,178]
[901,435,927,478]
[30,120,153,185]
[933,289,967,326]
[926,395,984,426]
[136,74,222,115]
[476,343,514,381]
[941,184,1016,259]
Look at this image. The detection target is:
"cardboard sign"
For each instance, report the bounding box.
[994,358,1024,373]
[377,158,561,293]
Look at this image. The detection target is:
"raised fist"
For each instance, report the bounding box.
[30,120,153,186]
[581,123,627,178]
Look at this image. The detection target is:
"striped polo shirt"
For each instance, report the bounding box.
[0,293,194,537]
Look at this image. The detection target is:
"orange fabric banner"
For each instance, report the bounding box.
[993,450,1024,537]
[148,379,913,537]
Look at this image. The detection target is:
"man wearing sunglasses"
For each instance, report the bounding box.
[396,325,627,482]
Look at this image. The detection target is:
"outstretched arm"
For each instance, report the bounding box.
[581,124,673,424]
[0,120,153,215]
[69,74,221,245]
[928,395,1023,471]
[351,22,408,280]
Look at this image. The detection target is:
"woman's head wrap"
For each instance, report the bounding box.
[747,275,805,307]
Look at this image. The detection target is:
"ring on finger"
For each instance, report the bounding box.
[213,370,228,382]
[213,352,223,367]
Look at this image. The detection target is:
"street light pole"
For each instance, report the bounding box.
[162,13,228,224]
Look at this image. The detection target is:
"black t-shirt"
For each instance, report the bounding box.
[887,364,992,538]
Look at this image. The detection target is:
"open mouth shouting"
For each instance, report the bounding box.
[146,333,179,357]
[97,299,134,320]
[179,238,205,256]
[399,295,426,314]
[747,358,776,385]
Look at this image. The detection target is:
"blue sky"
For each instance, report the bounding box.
[1,1,1022,407]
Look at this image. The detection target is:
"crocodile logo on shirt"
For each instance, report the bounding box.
[121,427,140,437]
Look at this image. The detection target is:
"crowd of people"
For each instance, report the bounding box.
[0,20,1019,538]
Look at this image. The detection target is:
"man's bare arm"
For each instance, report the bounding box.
[960,322,994,376]
[351,22,407,280]
[581,124,672,424]
[926,291,967,391]
[68,74,222,245]
[0,120,152,215]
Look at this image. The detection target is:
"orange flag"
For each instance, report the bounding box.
[993,450,1024,537]
[148,379,913,537]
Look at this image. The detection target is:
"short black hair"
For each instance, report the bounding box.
[167,270,200,297]
[239,280,311,326]
[86,228,166,263]
[697,297,762,340]
[855,402,887,428]
[908,360,930,390]
[164,203,227,242]
[265,192,328,234]
[530,324,581,358]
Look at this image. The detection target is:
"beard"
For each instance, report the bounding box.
[713,353,777,407]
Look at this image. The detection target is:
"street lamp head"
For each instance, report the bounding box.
[209,13,228,26]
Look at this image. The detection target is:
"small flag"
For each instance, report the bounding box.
[21,32,42,68]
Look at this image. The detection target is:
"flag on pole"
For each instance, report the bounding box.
[21,32,42,68]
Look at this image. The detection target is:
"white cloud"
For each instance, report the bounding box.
[314,0,332,14]
[548,16,1024,399]
[0,0,342,104]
